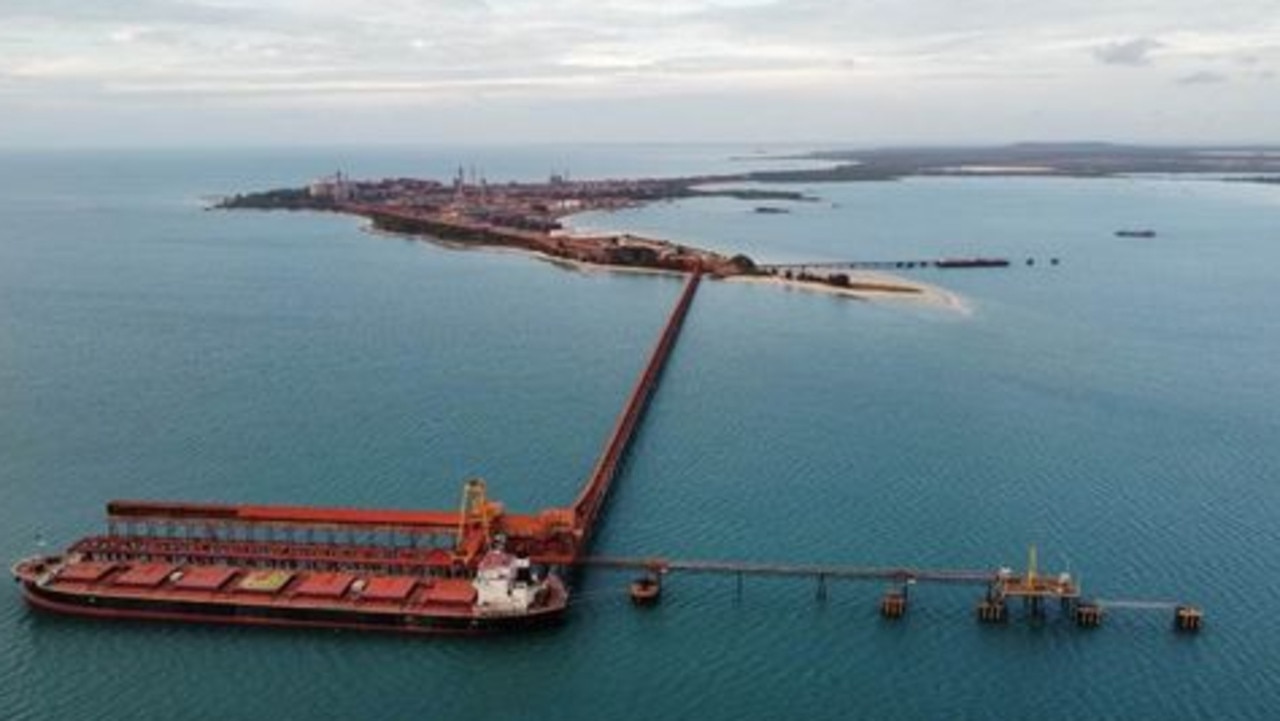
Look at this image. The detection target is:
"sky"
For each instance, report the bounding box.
[1,0,1277,147]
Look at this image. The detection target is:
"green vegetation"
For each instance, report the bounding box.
[218,188,323,210]
[757,143,1280,182]
[692,188,815,201]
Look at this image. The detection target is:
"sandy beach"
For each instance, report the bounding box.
[724,272,971,313]
[365,223,969,313]
[363,222,688,279]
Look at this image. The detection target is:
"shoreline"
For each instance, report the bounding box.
[362,222,689,279]
[558,213,969,312]
[363,223,968,312]
[724,272,971,313]
[221,168,982,314]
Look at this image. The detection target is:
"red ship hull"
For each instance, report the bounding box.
[14,556,568,636]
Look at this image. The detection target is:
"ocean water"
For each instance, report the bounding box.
[1,146,1278,720]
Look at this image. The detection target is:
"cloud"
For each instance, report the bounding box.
[1177,70,1228,85]
[108,26,185,46]
[3,2,1270,99]
[0,0,258,27]
[3,0,1280,144]
[1093,37,1163,66]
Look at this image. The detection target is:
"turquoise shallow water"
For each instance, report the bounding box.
[1,147,1278,720]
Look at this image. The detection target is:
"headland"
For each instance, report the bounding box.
[216,168,941,302]
[749,142,1280,182]
[219,142,1275,305]
[218,171,786,276]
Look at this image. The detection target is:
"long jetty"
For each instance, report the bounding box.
[91,272,707,572]
[578,553,1203,630]
[69,266,1203,634]
[581,557,994,584]
[759,257,1052,272]
[570,271,702,551]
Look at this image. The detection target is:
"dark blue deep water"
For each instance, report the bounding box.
[2,147,1278,720]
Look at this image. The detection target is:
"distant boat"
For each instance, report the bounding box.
[754,206,790,215]
[1115,229,1157,238]
[934,257,1010,269]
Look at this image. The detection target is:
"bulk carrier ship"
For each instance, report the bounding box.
[11,491,569,634]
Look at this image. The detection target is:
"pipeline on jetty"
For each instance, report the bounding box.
[581,556,994,584]
[760,257,1060,273]
[580,549,1203,630]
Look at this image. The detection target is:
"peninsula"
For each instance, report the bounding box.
[220,142,1273,303]
[216,169,930,300]
[219,171,781,276]
[749,142,1280,182]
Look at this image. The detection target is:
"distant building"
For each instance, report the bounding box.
[552,199,583,211]
[308,170,352,202]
